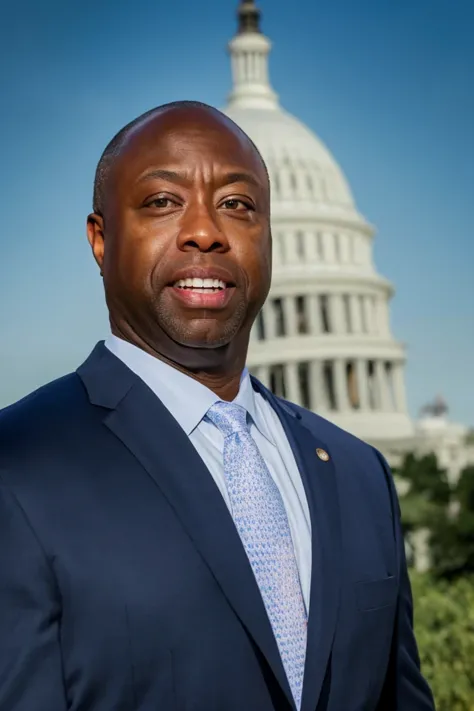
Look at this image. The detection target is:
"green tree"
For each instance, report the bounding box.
[395,453,450,567]
[430,465,474,579]
[410,572,474,711]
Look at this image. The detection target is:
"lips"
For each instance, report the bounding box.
[166,266,236,310]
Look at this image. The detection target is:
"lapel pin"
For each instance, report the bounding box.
[316,448,330,462]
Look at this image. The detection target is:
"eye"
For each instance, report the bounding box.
[146,196,175,209]
[220,198,254,211]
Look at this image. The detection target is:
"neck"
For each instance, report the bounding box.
[110,322,248,401]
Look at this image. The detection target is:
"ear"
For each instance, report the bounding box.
[87,213,105,276]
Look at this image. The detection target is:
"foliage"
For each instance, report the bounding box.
[396,454,474,579]
[429,465,474,579]
[410,571,474,711]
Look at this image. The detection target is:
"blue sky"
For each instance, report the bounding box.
[1,0,473,425]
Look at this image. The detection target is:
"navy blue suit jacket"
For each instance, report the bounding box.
[0,343,435,710]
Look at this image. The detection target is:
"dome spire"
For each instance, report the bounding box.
[226,0,279,110]
[237,0,262,34]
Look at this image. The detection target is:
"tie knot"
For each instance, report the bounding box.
[206,401,249,438]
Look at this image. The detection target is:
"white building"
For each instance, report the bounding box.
[222,1,474,473]
[223,0,413,452]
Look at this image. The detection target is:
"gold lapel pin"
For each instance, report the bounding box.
[316,448,330,462]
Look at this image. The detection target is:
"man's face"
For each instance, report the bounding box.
[89,108,272,364]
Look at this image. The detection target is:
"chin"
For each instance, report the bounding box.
[172,328,235,350]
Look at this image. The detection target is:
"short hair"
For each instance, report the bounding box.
[92,100,268,216]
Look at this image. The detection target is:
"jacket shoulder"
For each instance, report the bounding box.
[0,374,92,464]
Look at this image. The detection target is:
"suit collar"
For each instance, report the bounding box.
[78,343,341,711]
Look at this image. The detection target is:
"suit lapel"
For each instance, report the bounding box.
[256,385,342,711]
[78,344,295,709]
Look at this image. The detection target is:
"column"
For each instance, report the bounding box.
[307,294,322,335]
[376,297,389,336]
[375,360,390,411]
[330,294,345,334]
[334,359,350,412]
[283,296,298,337]
[263,301,276,340]
[285,229,299,264]
[392,362,408,413]
[285,361,301,406]
[350,294,362,333]
[356,359,370,410]
[306,229,319,262]
[322,231,336,262]
[360,295,370,333]
[309,359,326,411]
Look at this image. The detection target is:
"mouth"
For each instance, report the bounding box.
[173,277,230,294]
[167,274,236,310]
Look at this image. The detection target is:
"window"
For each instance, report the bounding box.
[306,174,314,195]
[296,296,309,334]
[290,172,297,191]
[334,233,341,262]
[320,294,331,333]
[323,361,337,410]
[298,362,311,409]
[270,364,286,398]
[273,298,286,337]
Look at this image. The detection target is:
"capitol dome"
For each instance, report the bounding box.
[223,0,414,446]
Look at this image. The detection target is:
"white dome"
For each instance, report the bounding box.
[222,4,414,447]
[225,106,356,214]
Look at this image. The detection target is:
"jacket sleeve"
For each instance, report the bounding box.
[374,452,436,711]
[0,475,68,710]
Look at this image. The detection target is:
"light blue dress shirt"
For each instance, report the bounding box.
[105,335,312,609]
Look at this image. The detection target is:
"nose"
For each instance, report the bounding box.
[176,201,230,253]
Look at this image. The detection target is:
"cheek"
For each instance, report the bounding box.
[107,227,168,290]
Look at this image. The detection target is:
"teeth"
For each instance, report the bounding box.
[174,277,227,289]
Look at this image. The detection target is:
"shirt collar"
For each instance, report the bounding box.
[104,335,274,444]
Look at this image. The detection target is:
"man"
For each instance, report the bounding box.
[0,102,435,710]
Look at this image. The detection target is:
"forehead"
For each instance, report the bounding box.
[113,109,267,186]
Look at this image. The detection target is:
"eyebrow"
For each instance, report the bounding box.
[137,169,184,184]
[136,168,262,188]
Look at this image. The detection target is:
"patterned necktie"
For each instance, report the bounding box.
[206,401,307,709]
